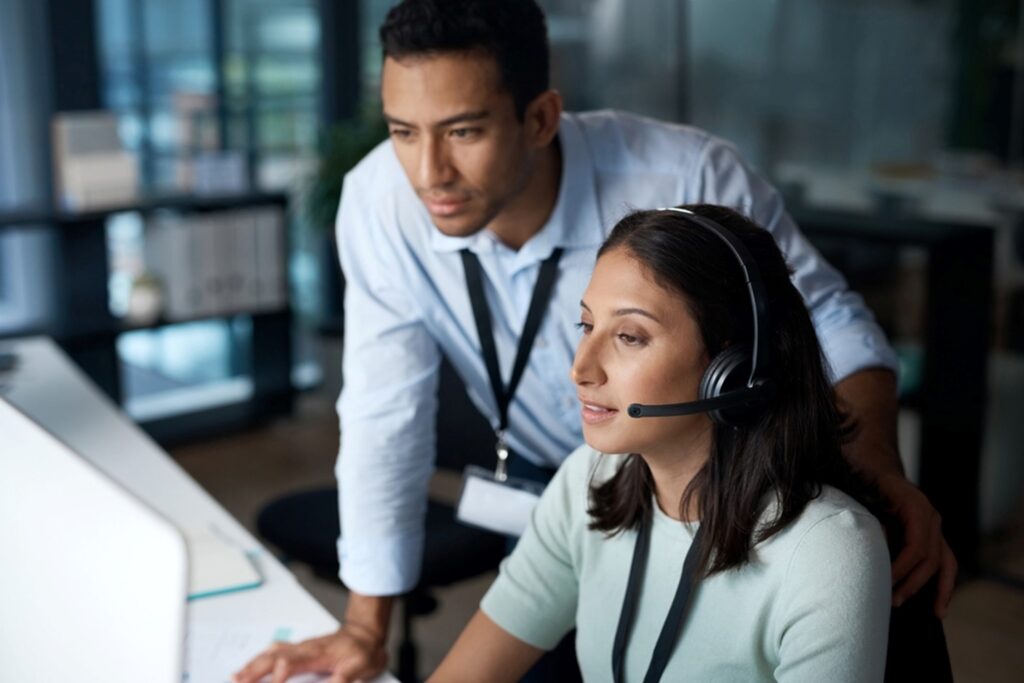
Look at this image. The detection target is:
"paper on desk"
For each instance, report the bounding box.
[185,526,263,600]
[185,622,399,683]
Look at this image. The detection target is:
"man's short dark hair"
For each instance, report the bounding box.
[379,0,550,119]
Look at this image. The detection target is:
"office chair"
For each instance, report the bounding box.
[256,357,508,683]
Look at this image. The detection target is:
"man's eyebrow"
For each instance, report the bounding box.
[579,301,661,324]
[383,110,491,129]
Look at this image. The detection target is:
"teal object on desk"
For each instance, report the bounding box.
[185,529,264,601]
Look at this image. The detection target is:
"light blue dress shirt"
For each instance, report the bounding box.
[334,110,898,595]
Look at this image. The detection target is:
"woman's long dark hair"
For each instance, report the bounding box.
[588,204,878,576]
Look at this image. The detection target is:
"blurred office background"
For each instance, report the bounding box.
[1,0,1023,680]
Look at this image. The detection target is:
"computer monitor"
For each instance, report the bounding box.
[0,396,188,683]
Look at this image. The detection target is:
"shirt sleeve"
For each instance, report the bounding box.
[695,138,899,382]
[334,171,441,596]
[479,448,585,650]
[772,509,891,683]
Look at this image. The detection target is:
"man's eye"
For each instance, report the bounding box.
[575,321,593,334]
[450,127,479,139]
[389,128,412,139]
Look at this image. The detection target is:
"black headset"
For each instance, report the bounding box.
[626,207,774,426]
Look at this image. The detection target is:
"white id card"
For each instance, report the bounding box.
[456,465,545,537]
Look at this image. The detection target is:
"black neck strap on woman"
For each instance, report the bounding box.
[612,517,705,683]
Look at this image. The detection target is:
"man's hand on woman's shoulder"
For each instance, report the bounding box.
[878,473,958,618]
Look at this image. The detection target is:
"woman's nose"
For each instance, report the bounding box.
[571,337,604,386]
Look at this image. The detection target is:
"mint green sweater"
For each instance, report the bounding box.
[481,445,890,682]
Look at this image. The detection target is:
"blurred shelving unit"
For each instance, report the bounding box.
[0,192,294,444]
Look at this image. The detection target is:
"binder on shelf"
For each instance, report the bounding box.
[142,202,288,324]
[254,207,288,311]
[194,214,225,318]
[144,213,201,322]
[231,209,262,313]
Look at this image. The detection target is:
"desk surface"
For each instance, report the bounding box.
[1,336,398,682]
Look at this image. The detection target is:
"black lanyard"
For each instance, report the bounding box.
[460,247,563,481]
[613,518,705,683]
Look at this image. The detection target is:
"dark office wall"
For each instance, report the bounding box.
[320,0,361,125]
[46,0,102,112]
[948,0,1022,160]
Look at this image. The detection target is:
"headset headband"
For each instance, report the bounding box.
[657,207,770,388]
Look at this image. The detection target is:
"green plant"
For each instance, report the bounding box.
[304,115,389,231]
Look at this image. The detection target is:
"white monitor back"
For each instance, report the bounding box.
[0,397,188,683]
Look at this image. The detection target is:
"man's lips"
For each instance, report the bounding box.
[579,398,618,425]
[423,195,470,216]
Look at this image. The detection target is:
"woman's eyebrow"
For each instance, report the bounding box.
[579,300,661,323]
[613,307,661,323]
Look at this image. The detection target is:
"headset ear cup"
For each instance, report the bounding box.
[699,345,754,425]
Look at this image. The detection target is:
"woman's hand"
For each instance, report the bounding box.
[232,624,388,683]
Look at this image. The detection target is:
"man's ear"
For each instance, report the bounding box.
[524,89,563,148]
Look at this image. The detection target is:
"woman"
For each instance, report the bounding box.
[430,205,891,682]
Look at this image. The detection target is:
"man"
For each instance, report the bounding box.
[236,1,955,681]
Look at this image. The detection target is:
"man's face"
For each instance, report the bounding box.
[381,52,536,238]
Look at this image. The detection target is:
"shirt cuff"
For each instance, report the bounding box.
[821,320,900,384]
[338,531,424,596]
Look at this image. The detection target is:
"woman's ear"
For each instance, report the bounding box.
[524,89,563,148]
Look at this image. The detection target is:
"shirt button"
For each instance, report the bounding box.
[536,337,547,348]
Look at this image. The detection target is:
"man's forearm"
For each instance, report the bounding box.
[343,591,395,644]
[834,367,904,480]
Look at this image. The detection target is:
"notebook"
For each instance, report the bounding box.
[185,525,263,600]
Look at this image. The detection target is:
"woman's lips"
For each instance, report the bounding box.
[580,400,618,425]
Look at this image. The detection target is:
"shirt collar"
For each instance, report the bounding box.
[430,113,605,260]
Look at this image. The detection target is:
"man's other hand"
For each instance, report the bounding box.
[232,624,388,683]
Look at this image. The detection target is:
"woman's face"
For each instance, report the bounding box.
[572,247,711,457]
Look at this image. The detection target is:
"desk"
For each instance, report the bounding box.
[0,336,397,683]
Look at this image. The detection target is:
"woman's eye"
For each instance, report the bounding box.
[575,321,593,334]
[617,333,645,346]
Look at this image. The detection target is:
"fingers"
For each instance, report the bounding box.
[890,543,925,589]
[933,542,958,618]
[327,670,350,683]
[232,645,279,683]
[893,513,942,606]
[890,502,941,585]
[878,475,959,614]
[329,642,387,683]
[233,641,323,683]
[232,629,388,683]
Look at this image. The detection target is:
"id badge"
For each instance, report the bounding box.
[456,464,545,538]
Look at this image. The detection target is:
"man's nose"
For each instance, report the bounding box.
[418,136,455,189]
